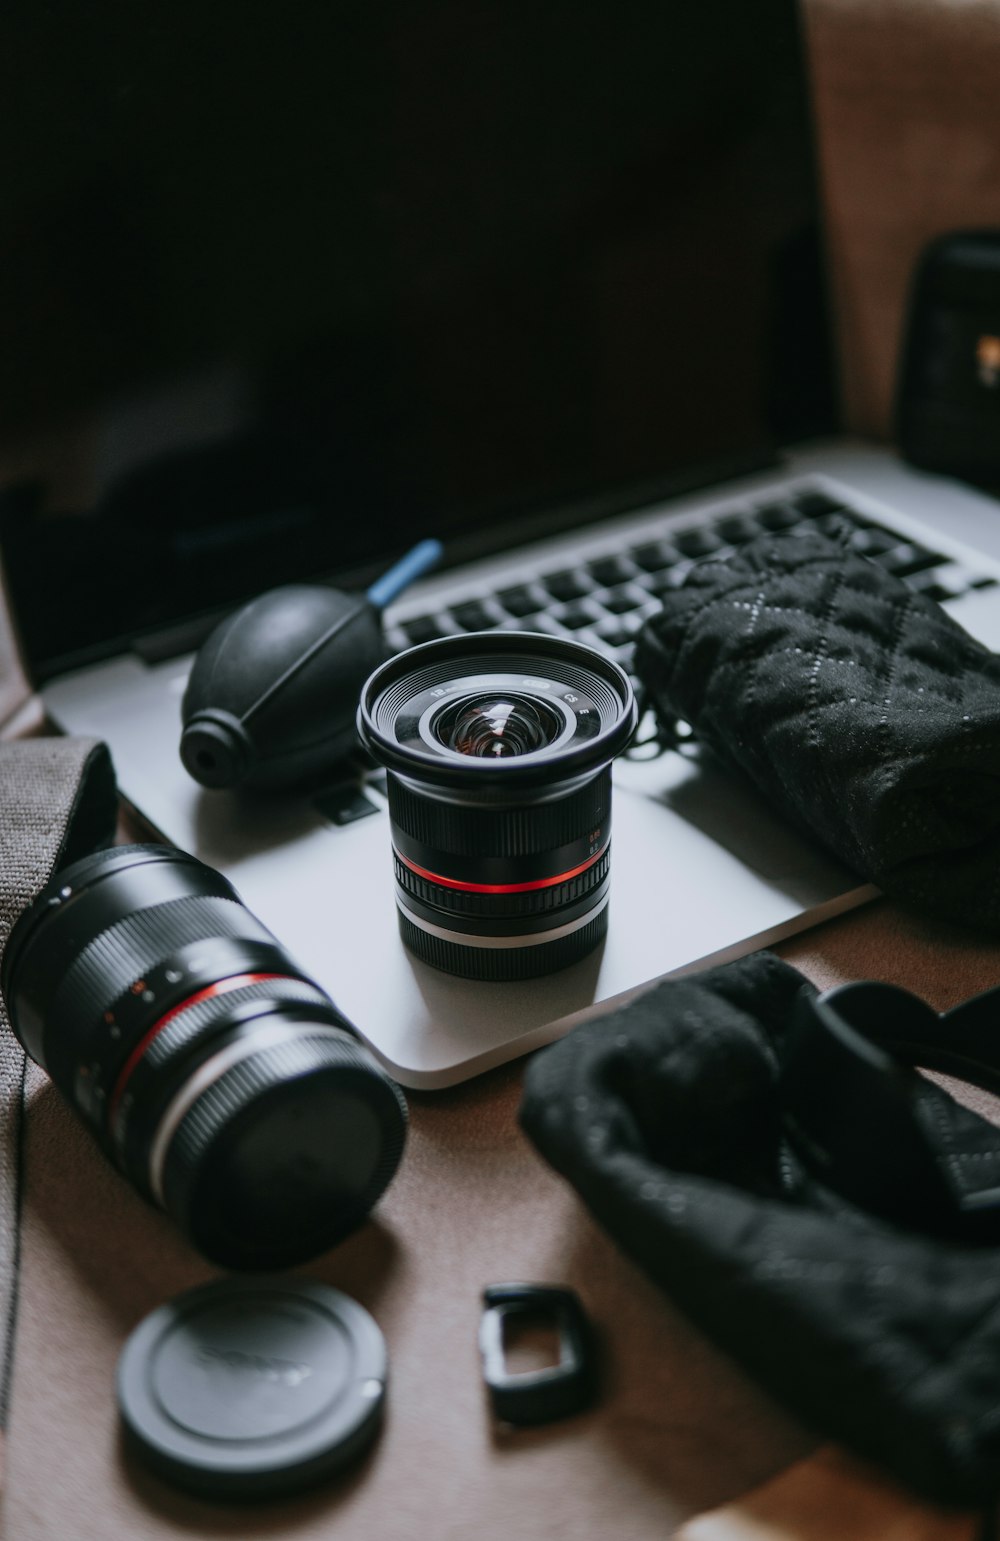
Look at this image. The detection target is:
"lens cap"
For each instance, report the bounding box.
[117,1278,387,1500]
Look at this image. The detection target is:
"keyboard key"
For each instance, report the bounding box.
[792,489,848,518]
[587,554,633,586]
[601,586,645,615]
[646,561,695,596]
[715,512,764,544]
[401,614,447,645]
[673,526,724,558]
[542,568,591,602]
[450,599,495,630]
[496,585,541,618]
[629,539,681,573]
[552,602,597,631]
[815,510,863,538]
[496,613,544,632]
[596,621,635,649]
[847,525,897,556]
[756,500,802,530]
[872,542,944,579]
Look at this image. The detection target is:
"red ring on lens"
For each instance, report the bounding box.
[107,973,288,1124]
[393,839,609,895]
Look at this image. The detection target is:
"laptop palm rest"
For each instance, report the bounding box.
[43,651,871,1089]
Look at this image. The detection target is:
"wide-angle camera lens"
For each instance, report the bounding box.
[357,632,637,981]
[2,844,407,1270]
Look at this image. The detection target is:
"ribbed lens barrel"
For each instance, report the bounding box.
[2,844,407,1270]
[357,633,637,981]
[387,765,612,980]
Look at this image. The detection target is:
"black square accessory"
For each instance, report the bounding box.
[897,229,1000,480]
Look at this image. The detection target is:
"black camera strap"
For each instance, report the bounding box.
[519,951,1000,1506]
[780,979,1000,1245]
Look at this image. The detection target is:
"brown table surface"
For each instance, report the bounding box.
[3,894,997,1540]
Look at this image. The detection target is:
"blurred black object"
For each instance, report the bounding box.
[897,229,1000,484]
[180,540,440,791]
[519,951,1000,1508]
[180,587,386,791]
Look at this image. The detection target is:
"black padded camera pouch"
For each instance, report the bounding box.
[632,529,1000,931]
[519,951,1000,1508]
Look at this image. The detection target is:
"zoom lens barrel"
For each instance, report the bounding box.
[2,844,407,1270]
[358,633,637,980]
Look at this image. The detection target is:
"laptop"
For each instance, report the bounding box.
[4,1,1000,1087]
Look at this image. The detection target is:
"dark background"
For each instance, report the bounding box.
[0,0,836,674]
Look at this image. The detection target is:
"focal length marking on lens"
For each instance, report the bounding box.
[393,838,610,895]
[108,972,289,1125]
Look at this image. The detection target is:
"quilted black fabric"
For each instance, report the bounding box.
[519,951,1000,1508]
[632,530,1000,930]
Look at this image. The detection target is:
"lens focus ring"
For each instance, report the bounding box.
[111,974,336,1178]
[394,845,611,921]
[158,1022,408,1270]
[387,770,609,862]
[42,895,274,1090]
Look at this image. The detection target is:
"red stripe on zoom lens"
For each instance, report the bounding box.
[108,972,288,1124]
[393,841,609,895]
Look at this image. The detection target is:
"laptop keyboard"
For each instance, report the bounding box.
[322,480,1000,824]
[384,483,1000,679]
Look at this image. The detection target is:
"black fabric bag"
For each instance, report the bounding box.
[519,951,1000,1508]
[632,530,1000,931]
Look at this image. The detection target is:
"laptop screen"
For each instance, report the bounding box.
[0,0,836,678]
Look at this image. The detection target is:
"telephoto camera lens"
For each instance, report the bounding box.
[358,632,637,981]
[2,844,407,1270]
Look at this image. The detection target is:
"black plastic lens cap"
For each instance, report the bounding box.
[117,1278,387,1500]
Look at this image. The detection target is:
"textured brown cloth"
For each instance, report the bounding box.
[0,739,117,1432]
[801,0,1000,440]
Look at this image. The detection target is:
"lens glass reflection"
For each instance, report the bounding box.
[438,694,562,758]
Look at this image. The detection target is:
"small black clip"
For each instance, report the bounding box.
[479,1283,596,1426]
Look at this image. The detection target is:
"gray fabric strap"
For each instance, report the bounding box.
[0,737,118,1428]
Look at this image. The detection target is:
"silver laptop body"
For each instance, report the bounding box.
[42,439,1000,1086]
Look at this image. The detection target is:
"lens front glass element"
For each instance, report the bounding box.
[437,692,563,759]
